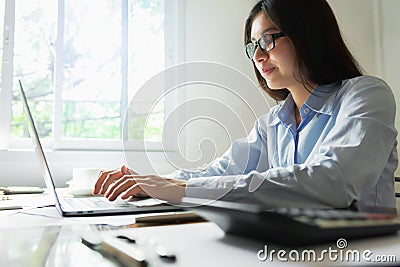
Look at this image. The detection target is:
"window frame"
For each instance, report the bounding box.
[0,0,184,152]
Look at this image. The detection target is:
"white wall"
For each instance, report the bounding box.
[183,0,257,78]
[328,0,377,75]
[329,0,400,175]
[381,1,400,177]
[177,0,269,168]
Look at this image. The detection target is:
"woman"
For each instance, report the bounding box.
[93,0,398,210]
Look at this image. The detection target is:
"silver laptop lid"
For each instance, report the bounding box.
[18,80,63,213]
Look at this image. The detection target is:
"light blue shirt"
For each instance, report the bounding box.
[171,76,398,209]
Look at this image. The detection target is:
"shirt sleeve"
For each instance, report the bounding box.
[166,118,269,180]
[185,77,398,209]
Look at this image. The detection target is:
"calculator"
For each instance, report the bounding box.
[181,197,400,247]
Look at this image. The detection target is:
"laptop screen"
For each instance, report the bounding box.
[18,80,63,212]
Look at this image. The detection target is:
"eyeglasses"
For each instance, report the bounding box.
[245,32,285,60]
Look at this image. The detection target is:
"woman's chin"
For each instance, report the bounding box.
[261,73,285,90]
[265,80,282,90]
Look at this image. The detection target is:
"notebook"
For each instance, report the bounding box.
[18,80,180,216]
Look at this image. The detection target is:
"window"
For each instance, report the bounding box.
[0,1,3,89]
[0,0,180,150]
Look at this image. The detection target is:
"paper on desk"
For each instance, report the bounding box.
[0,193,136,229]
[0,193,51,211]
[0,205,136,229]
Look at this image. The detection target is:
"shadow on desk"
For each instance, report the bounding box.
[1,222,400,267]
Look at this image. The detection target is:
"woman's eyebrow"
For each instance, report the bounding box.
[251,27,279,41]
[262,27,279,34]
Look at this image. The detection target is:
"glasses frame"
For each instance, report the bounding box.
[245,32,285,60]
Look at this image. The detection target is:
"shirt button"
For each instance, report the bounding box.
[304,108,310,114]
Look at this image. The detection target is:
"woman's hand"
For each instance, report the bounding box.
[93,165,137,195]
[104,175,186,204]
[93,165,186,204]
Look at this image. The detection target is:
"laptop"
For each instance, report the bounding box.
[18,80,180,216]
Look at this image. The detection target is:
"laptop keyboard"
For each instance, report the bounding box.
[61,197,137,210]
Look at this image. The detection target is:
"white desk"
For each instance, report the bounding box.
[1,193,400,266]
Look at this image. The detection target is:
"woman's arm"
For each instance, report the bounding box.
[185,77,398,209]
[94,117,270,201]
[167,118,269,180]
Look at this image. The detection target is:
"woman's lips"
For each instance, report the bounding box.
[262,67,275,76]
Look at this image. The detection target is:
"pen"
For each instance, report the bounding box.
[93,212,206,231]
[0,204,22,210]
[135,211,205,225]
[0,186,44,195]
[82,234,148,267]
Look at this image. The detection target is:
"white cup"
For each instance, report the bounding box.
[70,168,103,189]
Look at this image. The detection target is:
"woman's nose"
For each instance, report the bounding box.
[253,46,269,62]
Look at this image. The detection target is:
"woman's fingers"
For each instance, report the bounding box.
[93,169,117,194]
[93,165,140,195]
[103,176,186,204]
[121,165,138,175]
[99,169,126,195]
[106,178,145,201]
[121,183,151,200]
[104,176,135,198]
[108,176,153,200]
[93,169,122,195]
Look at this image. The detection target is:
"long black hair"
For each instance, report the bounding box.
[244,0,363,101]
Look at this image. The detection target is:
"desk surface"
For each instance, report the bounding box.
[1,193,400,266]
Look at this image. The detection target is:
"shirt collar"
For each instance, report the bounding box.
[267,94,294,127]
[268,81,341,127]
[305,81,341,115]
